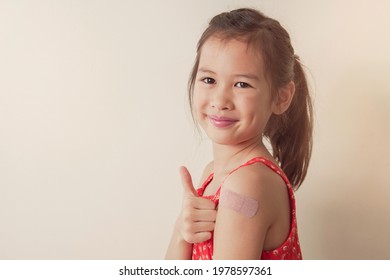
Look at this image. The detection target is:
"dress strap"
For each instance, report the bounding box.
[197,172,214,197]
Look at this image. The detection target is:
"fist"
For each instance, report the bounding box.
[178,166,217,244]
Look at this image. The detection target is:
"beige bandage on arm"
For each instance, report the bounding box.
[219,187,259,218]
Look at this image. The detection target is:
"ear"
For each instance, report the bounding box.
[272,81,295,115]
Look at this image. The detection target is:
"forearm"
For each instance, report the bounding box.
[165,222,193,260]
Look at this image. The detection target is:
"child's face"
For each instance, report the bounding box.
[193,37,275,146]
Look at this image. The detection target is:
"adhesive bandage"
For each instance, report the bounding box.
[219,187,259,218]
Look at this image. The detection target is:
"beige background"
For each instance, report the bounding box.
[1,0,389,259]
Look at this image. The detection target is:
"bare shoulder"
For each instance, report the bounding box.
[204,160,214,174]
[197,160,214,187]
[222,162,287,210]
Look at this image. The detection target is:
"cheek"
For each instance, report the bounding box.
[191,94,202,123]
[238,96,272,124]
[236,96,258,115]
[192,89,208,112]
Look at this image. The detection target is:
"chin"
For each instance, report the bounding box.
[206,132,241,146]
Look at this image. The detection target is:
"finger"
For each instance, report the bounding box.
[192,209,217,222]
[193,221,215,233]
[182,207,216,223]
[185,196,216,210]
[192,231,213,243]
[179,166,198,197]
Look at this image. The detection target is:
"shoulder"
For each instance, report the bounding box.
[224,161,284,193]
[222,161,287,215]
[197,160,214,186]
[204,160,214,175]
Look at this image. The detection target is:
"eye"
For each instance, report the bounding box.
[201,77,216,84]
[235,82,252,88]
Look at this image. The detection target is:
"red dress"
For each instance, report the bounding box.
[192,157,302,260]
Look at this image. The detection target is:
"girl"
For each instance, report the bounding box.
[166,8,313,260]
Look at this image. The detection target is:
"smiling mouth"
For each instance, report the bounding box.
[208,115,238,128]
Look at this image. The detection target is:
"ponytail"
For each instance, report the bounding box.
[265,56,313,189]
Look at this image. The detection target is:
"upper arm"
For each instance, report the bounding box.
[213,164,284,259]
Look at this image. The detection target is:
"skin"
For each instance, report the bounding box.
[166,37,295,259]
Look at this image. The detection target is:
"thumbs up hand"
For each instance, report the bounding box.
[177,166,217,244]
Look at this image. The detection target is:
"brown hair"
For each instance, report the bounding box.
[188,8,313,189]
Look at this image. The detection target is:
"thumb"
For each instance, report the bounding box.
[179,166,198,197]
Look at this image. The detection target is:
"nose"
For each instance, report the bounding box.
[210,85,233,111]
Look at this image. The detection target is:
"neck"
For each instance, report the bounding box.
[212,136,268,177]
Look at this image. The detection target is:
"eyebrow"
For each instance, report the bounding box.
[197,68,216,75]
[198,68,260,81]
[234,74,260,81]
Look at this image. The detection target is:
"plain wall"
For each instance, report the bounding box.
[1,0,389,259]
